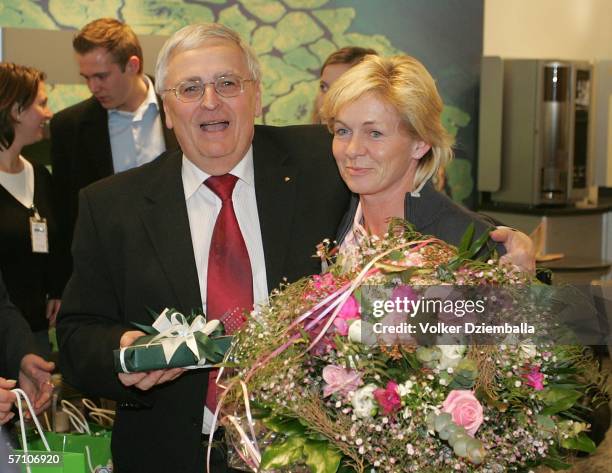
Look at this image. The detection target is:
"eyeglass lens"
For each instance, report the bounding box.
[176,75,244,101]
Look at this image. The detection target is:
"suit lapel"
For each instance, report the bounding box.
[252,127,297,291]
[139,151,202,311]
[79,98,114,178]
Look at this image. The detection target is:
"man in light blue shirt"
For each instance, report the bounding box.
[51,18,178,247]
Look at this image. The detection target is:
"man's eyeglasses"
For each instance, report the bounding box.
[162,74,255,102]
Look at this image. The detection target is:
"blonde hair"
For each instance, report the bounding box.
[320,55,453,190]
[155,23,261,94]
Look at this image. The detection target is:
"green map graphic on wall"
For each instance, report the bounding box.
[1,0,475,203]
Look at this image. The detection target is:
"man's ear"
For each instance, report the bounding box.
[125,56,141,75]
[412,140,431,160]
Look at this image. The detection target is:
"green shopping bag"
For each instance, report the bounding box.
[29,431,112,472]
[11,388,87,473]
[10,449,87,473]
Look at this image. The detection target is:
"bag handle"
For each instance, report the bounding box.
[60,399,91,434]
[82,398,115,427]
[12,388,51,473]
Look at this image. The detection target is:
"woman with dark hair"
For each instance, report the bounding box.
[0,63,63,357]
[311,46,378,124]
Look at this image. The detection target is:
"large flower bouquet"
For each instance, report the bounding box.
[216,221,607,473]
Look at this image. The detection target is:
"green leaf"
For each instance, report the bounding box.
[560,433,597,453]
[536,415,555,431]
[542,455,572,470]
[249,402,272,419]
[540,388,582,415]
[263,416,307,436]
[468,228,493,259]
[303,439,342,473]
[260,435,305,470]
[458,223,475,253]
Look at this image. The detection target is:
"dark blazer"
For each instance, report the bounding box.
[57,125,349,473]
[0,269,37,380]
[0,162,66,331]
[336,180,504,256]
[50,89,179,247]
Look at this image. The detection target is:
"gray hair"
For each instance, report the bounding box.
[155,23,261,93]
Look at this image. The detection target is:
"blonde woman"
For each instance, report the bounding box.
[321,55,533,269]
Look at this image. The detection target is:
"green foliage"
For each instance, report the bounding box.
[437,223,493,280]
[560,433,596,453]
[260,414,342,473]
[540,388,582,416]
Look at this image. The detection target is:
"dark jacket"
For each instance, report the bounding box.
[0,162,67,331]
[336,180,503,256]
[0,269,37,380]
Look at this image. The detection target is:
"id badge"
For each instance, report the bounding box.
[30,217,49,253]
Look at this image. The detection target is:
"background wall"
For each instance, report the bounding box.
[484,0,612,60]
[0,0,485,206]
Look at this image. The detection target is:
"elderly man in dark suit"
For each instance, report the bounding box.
[57,23,349,473]
[0,270,54,425]
[50,18,178,248]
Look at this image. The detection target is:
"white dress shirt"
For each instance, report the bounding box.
[181,148,268,433]
[108,76,165,173]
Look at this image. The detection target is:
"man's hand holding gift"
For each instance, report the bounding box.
[118,330,186,391]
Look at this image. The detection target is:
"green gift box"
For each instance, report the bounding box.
[113,309,233,373]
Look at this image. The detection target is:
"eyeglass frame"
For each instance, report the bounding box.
[161,74,256,102]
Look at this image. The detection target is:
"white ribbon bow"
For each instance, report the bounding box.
[149,308,221,364]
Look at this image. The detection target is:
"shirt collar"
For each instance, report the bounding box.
[182,146,255,201]
[108,75,159,120]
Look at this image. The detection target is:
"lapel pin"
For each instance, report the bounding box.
[284,176,291,182]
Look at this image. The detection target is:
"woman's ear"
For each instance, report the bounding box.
[412,140,431,160]
[10,102,21,121]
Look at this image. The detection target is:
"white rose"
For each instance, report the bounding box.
[351,384,378,418]
[436,345,466,370]
[348,320,376,345]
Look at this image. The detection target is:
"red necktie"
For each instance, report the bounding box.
[204,174,253,411]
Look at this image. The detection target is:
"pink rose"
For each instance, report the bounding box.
[333,295,360,336]
[374,381,401,415]
[442,390,483,436]
[322,365,363,398]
